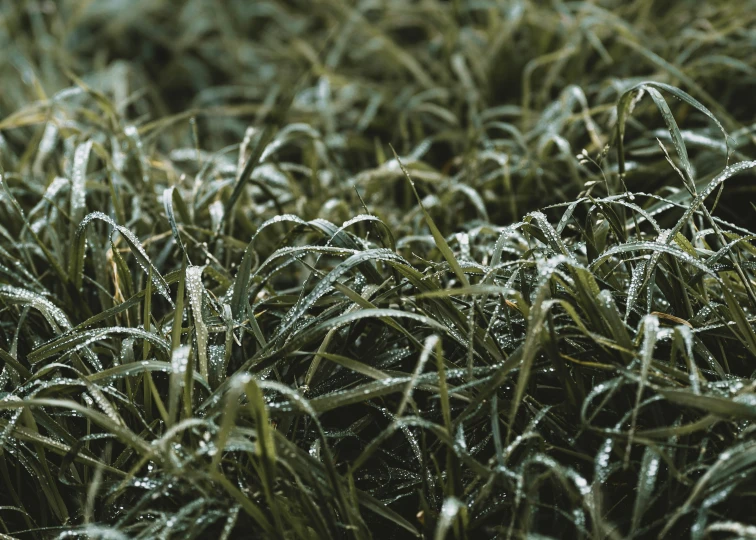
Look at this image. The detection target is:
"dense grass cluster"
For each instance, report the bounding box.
[2,0,756,538]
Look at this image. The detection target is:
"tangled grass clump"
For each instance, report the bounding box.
[1,1,756,538]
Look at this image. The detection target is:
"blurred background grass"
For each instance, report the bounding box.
[3,0,755,226]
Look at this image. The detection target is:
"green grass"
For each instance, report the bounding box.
[1,0,756,538]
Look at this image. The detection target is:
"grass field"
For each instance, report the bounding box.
[1,0,756,538]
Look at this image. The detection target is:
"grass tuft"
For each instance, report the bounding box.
[1,0,756,538]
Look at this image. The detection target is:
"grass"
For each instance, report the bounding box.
[1,0,756,538]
